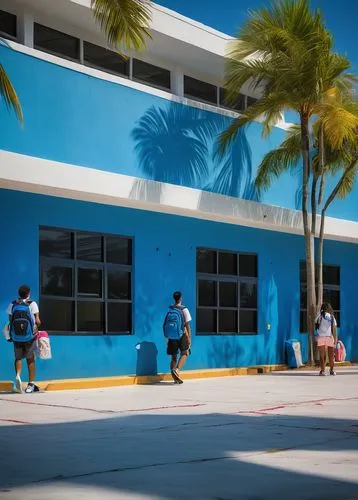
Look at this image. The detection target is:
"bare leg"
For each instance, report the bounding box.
[327,346,335,371]
[318,346,326,372]
[15,359,22,377]
[27,357,35,383]
[170,355,177,370]
[177,354,188,370]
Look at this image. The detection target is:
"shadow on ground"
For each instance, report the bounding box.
[0,405,358,499]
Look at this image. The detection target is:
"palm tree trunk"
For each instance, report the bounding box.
[300,111,316,365]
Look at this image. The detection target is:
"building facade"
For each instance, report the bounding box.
[0,0,357,382]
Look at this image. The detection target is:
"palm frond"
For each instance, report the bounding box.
[0,64,22,123]
[255,127,301,192]
[320,104,358,150]
[91,0,151,51]
[336,164,358,199]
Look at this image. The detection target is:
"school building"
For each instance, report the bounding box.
[0,0,357,384]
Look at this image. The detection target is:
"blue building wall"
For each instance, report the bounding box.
[0,189,357,382]
[1,44,357,221]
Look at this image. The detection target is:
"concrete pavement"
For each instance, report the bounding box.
[1,367,358,499]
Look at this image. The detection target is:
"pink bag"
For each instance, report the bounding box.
[36,331,52,360]
[335,340,346,362]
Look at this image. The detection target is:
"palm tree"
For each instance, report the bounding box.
[0,41,22,122]
[218,0,356,363]
[91,0,151,51]
[255,98,358,354]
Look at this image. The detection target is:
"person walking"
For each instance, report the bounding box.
[7,285,41,393]
[315,302,337,376]
[163,291,192,384]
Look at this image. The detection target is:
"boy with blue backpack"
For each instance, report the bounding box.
[163,291,192,384]
[6,285,41,393]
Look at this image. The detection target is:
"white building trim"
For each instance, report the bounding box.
[0,150,357,244]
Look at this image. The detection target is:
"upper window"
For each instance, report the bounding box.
[196,248,258,335]
[132,59,171,90]
[34,24,80,61]
[39,227,133,334]
[299,262,340,332]
[83,41,129,77]
[184,76,217,105]
[219,88,246,112]
[247,96,258,107]
[0,10,16,39]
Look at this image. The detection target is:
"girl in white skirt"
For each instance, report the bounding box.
[315,303,337,376]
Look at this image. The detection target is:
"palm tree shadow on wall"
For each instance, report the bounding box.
[130,103,261,205]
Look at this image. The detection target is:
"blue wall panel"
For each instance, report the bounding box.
[1,45,357,220]
[0,189,357,382]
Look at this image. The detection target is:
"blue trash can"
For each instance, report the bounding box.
[285,339,303,368]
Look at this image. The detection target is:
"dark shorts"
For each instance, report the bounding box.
[167,335,190,356]
[14,340,36,361]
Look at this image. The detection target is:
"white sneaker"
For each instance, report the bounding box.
[14,375,22,394]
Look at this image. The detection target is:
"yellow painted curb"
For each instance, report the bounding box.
[0,364,288,392]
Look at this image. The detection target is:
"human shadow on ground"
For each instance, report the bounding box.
[1,407,358,499]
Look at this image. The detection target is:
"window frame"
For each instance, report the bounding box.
[39,226,133,336]
[83,40,130,78]
[184,75,218,105]
[0,9,17,41]
[196,247,258,335]
[132,58,171,91]
[33,23,80,63]
[299,261,341,333]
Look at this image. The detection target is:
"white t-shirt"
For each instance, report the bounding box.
[7,299,39,326]
[182,307,192,325]
[315,312,336,337]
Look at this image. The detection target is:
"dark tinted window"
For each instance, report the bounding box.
[197,309,216,333]
[133,59,171,90]
[196,248,258,335]
[323,288,340,311]
[108,303,131,333]
[219,88,245,112]
[219,252,237,275]
[106,236,132,265]
[240,283,257,309]
[78,268,102,298]
[41,264,72,297]
[239,255,257,277]
[40,229,72,259]
[41,299,73,332]
[219,282,237,307]
[198,280,216,307]
[219,310,237,333]
[0,10,16,39]
[77,233,102,262]
[323,265,340,286]
[40,227,133,335]
[77,302,103,332]
[247,96,258,107]
[108,270,131,300]
[240,310,257,333]
[34,24,80,61]
[197,249,216,274]
[184,76,217,104]
[83,41,129,77]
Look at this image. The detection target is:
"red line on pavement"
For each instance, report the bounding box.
[0,398,205,414]
[236,396,358,415]
[0,418,31,424]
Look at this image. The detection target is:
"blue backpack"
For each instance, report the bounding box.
[10,300,35,343]
[163,306,185,340]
